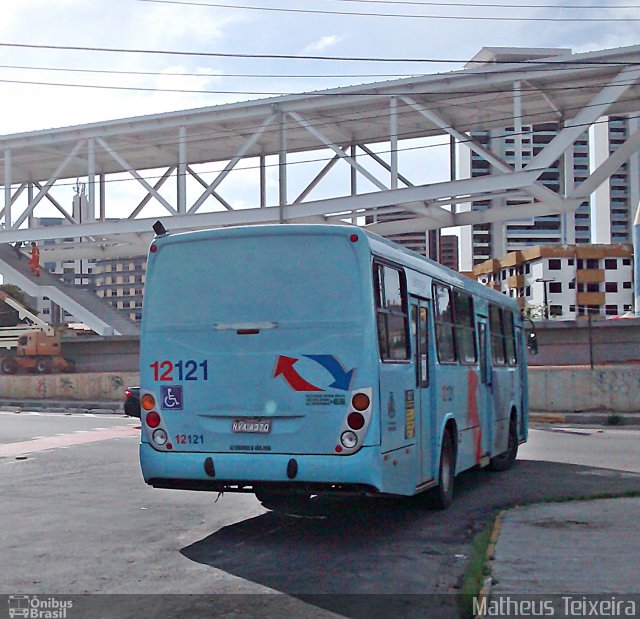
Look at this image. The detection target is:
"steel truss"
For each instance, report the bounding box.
[0,45,638,265]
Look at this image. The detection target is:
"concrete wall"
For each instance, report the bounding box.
[0,371,138,402]
[528,317,640,366]
[0,366,637,413]
[529,366,640,413]
[61,335,139,372]
[57,320,640,372]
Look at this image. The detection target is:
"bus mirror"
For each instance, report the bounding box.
[527,332,538,355]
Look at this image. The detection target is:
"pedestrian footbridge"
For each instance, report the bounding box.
[0,244,139,336]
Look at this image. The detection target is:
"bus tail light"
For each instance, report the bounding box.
[351,393,370,411]
[336,388,372,455]
[152,429,168,445]
[340,431,358,449]
[347,412,365,430]
[146,411,161,428]
[141,394,156,411]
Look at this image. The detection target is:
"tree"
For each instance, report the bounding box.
[523,302,547,320]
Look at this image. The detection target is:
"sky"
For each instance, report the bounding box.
[0,0,638,218]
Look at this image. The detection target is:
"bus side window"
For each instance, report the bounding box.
[374,263,409,362]
[503,311,517,366]
[453,290,477,364]
[433,283,456,363]
[489,304,506,366]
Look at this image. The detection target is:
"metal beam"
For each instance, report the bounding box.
[96,137,177,216]
[401,95,568,211]
[128,167,176,219]
[177,126,187,214]
[524,66,640,174]
[187,166,233,210]
[0,170,541,244]
[288,111,388,191]
[570,128,640,201]
[32,181,75,223]
[189,112,276,215]
[13,140,84,229]
[4,149,10,228]
[293,150,344,204]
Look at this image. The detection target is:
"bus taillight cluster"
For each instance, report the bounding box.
[336,389,372,455]
[142,394,172,450]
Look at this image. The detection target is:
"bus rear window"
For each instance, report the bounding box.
[143,234,365,329]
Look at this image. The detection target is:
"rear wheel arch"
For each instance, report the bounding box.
[431,421,457,510]
[488,407,519,472]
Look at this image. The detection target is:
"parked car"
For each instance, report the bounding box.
[123,386,140,418]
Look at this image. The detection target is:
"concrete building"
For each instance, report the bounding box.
[439,234,459,271]
[591,115,640,244]
[35,192,96,324]
[458,47,640,271]
[93,256,146,323]
[473,244,634,319]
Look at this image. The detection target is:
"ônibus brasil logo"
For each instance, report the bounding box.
[8,595,73,619]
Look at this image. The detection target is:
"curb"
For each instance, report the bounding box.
[530,411,640,426]
[474,511,504,619]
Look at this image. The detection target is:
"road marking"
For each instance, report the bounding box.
[0,411,124,419]
[0,425,140,458]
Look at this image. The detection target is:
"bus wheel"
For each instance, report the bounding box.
[432,430,456,510]
[255,490,313,516]
[489,416,519,472]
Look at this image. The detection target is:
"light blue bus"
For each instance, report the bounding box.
[139,223,529,510]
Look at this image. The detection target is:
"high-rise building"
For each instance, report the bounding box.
[439,235,459,271]
[458,48,640,271]
[93,257,146,323]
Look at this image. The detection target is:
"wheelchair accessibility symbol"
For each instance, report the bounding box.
[161,385,183,410]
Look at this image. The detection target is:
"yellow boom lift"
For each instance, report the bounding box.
[0,291,75,374]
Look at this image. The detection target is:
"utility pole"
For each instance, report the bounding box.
[634,201,640,315]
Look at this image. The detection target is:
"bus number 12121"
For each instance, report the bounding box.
[150,360,209,382]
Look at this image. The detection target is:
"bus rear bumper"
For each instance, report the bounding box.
[139,442,382,495]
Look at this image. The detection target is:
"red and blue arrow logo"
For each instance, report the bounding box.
[273,354,355,392]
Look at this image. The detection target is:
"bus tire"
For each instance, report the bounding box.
[255,490,313,516]
[489,415,519,472]
[432,430,456,510]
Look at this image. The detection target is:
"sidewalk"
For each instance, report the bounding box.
[530,411,640,426]
[488,497,640,595]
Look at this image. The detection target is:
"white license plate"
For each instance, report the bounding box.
[232,419,271,434]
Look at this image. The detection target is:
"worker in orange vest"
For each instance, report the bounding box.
[28,242,40,276]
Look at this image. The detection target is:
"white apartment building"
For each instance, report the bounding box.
[473,245,633,319]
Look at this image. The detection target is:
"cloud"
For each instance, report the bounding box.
[303,35,344,54]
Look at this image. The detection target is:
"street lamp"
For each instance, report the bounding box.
[535,277,555,319]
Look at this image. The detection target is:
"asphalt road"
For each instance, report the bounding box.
[1,413,639,619]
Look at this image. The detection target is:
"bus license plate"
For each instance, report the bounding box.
[232,419,271,434]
